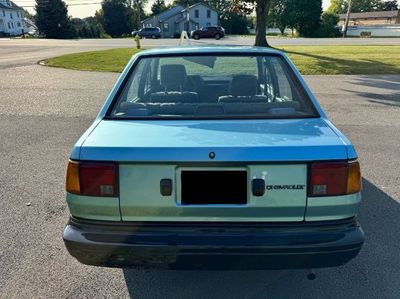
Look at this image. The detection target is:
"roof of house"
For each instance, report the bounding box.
[185,2,217,13]
[339,10,399,19]
[0,0,23,10]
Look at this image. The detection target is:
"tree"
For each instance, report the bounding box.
[328,0,385,14]
[231,0,272,47]
[268,0,297,35]
[221,13,250,34]
[382,0,398,11]
[70,17,105,38]
[293,0,322,37]
[131,0,148,29]
[151,0,167,15]
[98,0,136,37]
[203,0,249,34]
[316,12,341,37]
[173,0,198,6]
[35,0,75,38]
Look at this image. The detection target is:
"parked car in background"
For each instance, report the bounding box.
[64,46,364,270]
[191,26,225,40]
[132,27,161,39]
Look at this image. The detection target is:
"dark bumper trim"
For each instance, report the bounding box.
[63,217,364,270]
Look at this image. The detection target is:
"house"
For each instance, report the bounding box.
[142,3,219,38]
[338,10,400,27]
[338,10,400,37]
[0,0,26,36]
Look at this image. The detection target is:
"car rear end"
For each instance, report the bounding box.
[63,48,364,269]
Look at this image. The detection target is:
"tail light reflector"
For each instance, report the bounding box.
[309,161,361,197]
[66,161,80,194]
[66,161,118,197]
[347,161,361,194]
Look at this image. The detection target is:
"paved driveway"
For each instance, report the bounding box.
[0,42,399,298]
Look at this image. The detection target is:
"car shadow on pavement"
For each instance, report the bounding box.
[341,76,400,107]
[123,178,400,299]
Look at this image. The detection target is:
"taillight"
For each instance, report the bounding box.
[66,161,118,197]
[309,161,361,197]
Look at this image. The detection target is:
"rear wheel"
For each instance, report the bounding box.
[193,34,200,40]
[215,33,221,40]
[151,34,156,39]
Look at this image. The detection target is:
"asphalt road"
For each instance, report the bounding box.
[2,36,400,69]
[0,41,399,298]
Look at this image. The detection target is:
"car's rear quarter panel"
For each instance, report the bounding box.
[67,193,120,221]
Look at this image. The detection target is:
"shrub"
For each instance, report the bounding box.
[100,33,112,39]
[314,12,341,38]
[360,31,372,38]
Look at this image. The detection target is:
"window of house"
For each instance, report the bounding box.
[207,10,211,18]
[163,22,169,32]
[17,22,21,27]
[8,23,10,29]
[10,13,13,19]
[11,22,14,28]
[2,10,5,17]
[194,9,199,18]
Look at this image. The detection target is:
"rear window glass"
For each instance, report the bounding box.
[109,54,318,119]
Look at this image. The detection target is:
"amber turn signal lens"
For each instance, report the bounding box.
[347,161,361,194]
[66,161,80,194]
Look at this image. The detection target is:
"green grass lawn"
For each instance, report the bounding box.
[45,45,400,75]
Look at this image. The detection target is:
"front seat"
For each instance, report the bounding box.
[150,64,198,103]
[218,74,267,103]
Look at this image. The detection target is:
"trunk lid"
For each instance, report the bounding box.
[80,118,348,222]
[80,118,348,162]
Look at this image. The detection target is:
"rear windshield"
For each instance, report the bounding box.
[108,54,318,119]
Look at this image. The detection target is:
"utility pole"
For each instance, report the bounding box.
[343,0,353,38]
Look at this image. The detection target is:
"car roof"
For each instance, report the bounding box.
[137,46,285,57]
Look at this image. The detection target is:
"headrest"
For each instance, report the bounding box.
[160,64,187,91]
[230,75,257,97]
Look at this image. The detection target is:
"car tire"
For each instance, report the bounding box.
[215,34,221,40]
[194,34,200,40]
[151,34,156,39]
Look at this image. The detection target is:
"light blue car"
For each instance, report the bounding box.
[64,47,364,270]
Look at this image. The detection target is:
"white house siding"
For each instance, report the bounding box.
[142,3,219,38]
[188,4,218,29]
[0,0,26,36]
[346,25,400,37]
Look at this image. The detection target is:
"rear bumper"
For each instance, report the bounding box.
[63,217,364,270]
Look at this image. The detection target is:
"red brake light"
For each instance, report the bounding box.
[309,161,361,197]
[66,161,118,197]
